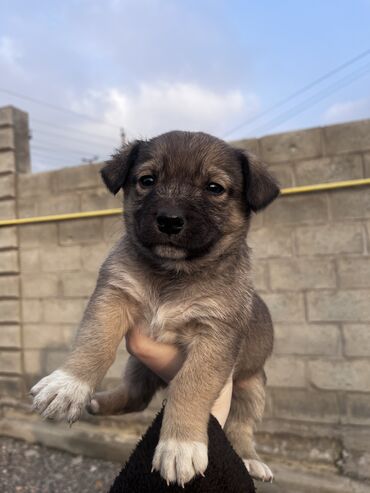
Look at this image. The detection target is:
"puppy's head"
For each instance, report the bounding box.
[101,131,279,269]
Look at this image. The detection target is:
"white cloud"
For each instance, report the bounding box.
[323,98,370,124]
[0,36,23,71]
[70,81,259,149]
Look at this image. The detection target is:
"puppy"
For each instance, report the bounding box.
[31,131,279,485]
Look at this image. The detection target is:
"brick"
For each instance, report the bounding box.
[21,274,59,298]
[330,189,370,220]
[307,289,370,322]
[81,243,110,271]
[272,389,340,423]
[0,275,19,297]
[264,194,328,225]
[270,258,336,290]
[80,189,121,212]
[0,173,15,199]
[19,248,40,273]
[58,218,103,245]
[229,138,260,156]
[0,325,21,348]
[267,163,294,188]
[54,163,100,191]
[24,323,74,349]
[0,300,20,322]
[37,192,80,216]
[61,272,97,297]
[0,127,15,149]
[42,298,86,323]
[309,359,370,392]
[0,200,15,219]
[24,349,42,374]
[0,151,15,173]
[346,393,370,425]
[248,226,294,258]
[262,292,306,322]
[21,299,42,323]
[17,171,55,197]
[274,323,340,356]
[103,216,124,244]
[260,127,322,163]
[0,376,23,397]
[337,257,370,288]
[0,226,17,249]
[252,261,269,291]
[18,223,57,247]
[0,350,21,373]
[343,324,370,357]
[323,119,370,155]
[296,223,364,256]
[41,245,81,272]
[265,356,306,388]
[295,154,363,186]
[0,250,18,273]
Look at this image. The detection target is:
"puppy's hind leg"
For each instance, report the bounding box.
[224,370,273,482]
[88,356,164,415]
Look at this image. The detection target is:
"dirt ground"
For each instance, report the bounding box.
[0,437,122,493]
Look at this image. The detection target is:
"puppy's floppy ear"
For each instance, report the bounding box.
[236,149,280,212]
[101,140,143,194]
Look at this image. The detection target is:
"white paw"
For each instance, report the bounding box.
[243,459,274,482]
[30,369,92,423]
[152,439,208,486]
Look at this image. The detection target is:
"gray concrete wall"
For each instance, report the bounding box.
[1,105,370,486]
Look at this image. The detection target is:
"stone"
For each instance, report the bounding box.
[0,200,16,220]
[0,375,23,397]
[0,173,15,199]
[330,189,370,220]
[60,271,97,297]
[342,324,370,357]
[23,323,74,349]
[54,163,100,192]
[346,393,370,425]
[274,323,340,356]
[248,226,294,258]
[269,258,336,290]
[323,119,370,155]
[41,245,81,272]
[229,138,260,156]
[296,223,364,255]
[0,350,21,373]
[0,151,15,173]
[42,298,87,324]
[18,223,58,247]
[0,300,20,322]
[307,289,370,322]
[0,275,19,297]
[21,274,59,298]
[21,299,42,323]
[264,194,329,225]
[337,257,370,288]
[58,219,103,245]
[80,189,121,212]
[19,249,40,273]
[0,127,14,150]
[0,325,21,348]
[0,250,18,273]
[295,154,363,186]
[265,356,306,388]
[309,359,370,391]
[262,292,306,322]
[0,226,17,249]
[252,260,269,291]
[37,193,80,216]
[81,243,110,272]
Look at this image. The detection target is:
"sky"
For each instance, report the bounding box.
[1,0,370,171]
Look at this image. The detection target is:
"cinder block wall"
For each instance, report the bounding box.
[1,105,370,481]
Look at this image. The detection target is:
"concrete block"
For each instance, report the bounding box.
[364,152,370,177]
[0,250,18,273]
[252,260,269,291]
[103,216,124,244]
[0,173,15,199]
[330,189,370,220]
[274,323,340,356]
[0,106,14,125]
[260,127,322,163]
[17,196,37,218]
[309,359,370,392]
[249,210,263,230]
[342,324,370,357]
[270,258,336,290]
[41,245,81,272]
[58,218,103,245]
[0,275,19,297]
[295,154,363,186]
[264,194,329,225]
[0,325,21,348]
[0,151,15,173]
[0,376,23,397]
[106,350,129,379]
[229,138,260,156]
[0,350,21,373]
[21,299,42,323]
[323,119,370,155]
[54,163,100,192]
[37,192,80,216]
[60,271,97,297]
[42,298,86,323]
[0,226,17,249]
[337,257,370,288]
[296,223,364,255]
[0,300,19,323]
[272,389,340,423]
[248,226,294,258]
[81,243,109,272]
[80,189,121,212]
[21,274,59,298]
[307,289,370,322]
[0,127,15,150]
[267,163,294,188]
[346,393,370,425]
[261,292,306,322]
[17,171,55,197]
[0,200,15,220]
[23,323,74,349]
[18,223,58,247]
[45,349,69,373]
[19,248,40,273]
[24,349,42,375]
[265,356,306,388]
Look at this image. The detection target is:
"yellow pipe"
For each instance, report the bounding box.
[0,177,370,227]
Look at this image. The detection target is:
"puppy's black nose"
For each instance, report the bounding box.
[157,214,184,235]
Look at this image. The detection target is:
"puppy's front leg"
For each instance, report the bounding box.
[152,328,238,486]
[31,284,138,423]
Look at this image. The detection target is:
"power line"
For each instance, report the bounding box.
[32,143,101,159]
[248,61,370,136]
[0,87,121,130]
[32,127,116,150]
[223,48,370,138]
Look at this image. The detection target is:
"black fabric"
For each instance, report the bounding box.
[109,408,255,493]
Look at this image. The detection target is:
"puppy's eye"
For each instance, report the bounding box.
[139,175,156,187]
[206,182,225,195]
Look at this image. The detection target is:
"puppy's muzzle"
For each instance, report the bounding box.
[157,212,185,235]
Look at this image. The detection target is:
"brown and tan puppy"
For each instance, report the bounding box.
[31,131,279,485]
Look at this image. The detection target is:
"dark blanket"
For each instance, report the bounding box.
[109,407,255,493]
